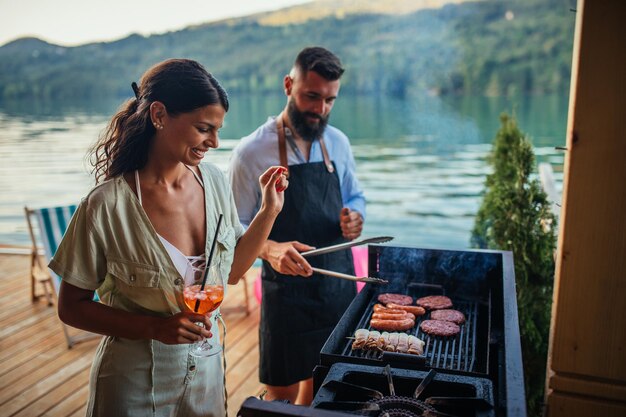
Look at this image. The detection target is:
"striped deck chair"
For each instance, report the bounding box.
[24,204,99,348]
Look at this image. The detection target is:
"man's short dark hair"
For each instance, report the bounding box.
[293,47,345,81]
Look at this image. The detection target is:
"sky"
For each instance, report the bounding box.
[0,0,310,47]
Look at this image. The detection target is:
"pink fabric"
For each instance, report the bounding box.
[352,246,368,292]
[254,269,263,303]
[253,246,369,303]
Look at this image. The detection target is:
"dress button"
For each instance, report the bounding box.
[174,278,183,286]
[189,365,196,371]
[129,274,136,282]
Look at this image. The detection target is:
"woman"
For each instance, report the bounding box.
[50,59,288,417]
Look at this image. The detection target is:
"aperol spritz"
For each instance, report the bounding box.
[184,263,224,357]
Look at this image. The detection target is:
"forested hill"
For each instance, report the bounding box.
[0,0,575,101]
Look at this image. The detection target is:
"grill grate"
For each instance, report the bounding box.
[339,289,490,374]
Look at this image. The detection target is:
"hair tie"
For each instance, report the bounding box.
[131,82,140,99]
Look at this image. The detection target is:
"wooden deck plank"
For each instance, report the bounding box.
[40,384,88,417]
[224,307,260,352]
[226,344,264,414]
[0,320,63,368]
[225,321,260,380]
[0,336,69,390]
[0,289,35,321]
[0,328,64,377]
[0,252,263,417]
[13,367,91,417]
[225,342,261,397]
[0,257,29,281]
[0,305,56,339]
[0,340,95,407]
[0,346,95,416]
[0,299,52,328]
[0,274,28,293]
[228,380,265,416]
[0,315,60,362]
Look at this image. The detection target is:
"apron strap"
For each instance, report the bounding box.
[276,112,334,174]
[318,137,335,174]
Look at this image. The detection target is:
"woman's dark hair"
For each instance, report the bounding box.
[89,59,229,183]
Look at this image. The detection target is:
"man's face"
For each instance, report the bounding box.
[285,70,340,142]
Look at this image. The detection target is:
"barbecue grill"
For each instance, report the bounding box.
[238,245,526,417]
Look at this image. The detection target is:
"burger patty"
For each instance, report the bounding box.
[378,293,413,306]
[416,295,453,310]
[419,319,460,337]
[430,309,466,324]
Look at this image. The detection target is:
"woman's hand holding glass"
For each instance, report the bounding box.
[154,310,212,345]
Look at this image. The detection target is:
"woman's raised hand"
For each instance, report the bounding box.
[259,166,288,216]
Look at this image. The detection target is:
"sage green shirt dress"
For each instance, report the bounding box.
[49,163,244,417]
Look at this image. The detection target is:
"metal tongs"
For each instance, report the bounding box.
[301,236,393,257]
[310,267,389,284]
[303,236,393,284]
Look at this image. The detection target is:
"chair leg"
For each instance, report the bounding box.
[31,274,37,302]
[61,322,74,349]
[31,255,55,306]
[30,252,38,302]
[43,278,54,306]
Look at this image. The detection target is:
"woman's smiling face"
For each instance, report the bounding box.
[158,103,226,165]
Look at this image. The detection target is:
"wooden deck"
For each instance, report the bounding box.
[0,252,263,416]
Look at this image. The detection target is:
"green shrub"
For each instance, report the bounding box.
[471,113,556,416]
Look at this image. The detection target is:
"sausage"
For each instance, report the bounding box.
[372,312,407,320]
[372,311,415,321]
[373,304,410,315]
[386,303,426,317]
[370,317,415,331]
[374,307,409,315]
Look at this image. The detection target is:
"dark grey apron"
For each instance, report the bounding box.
[259,114,356,386]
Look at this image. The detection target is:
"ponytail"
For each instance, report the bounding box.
[89,95,154,184]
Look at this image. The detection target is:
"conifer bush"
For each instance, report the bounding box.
[472,113,557,416]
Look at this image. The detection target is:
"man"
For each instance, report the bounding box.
[229,46,365,405]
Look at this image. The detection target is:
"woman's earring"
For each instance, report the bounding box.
[153,122,163,130]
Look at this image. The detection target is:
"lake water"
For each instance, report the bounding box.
[0,94,567,249]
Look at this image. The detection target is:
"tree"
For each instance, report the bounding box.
[471,113,556,416]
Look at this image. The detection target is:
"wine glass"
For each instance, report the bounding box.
[183,262,224,357]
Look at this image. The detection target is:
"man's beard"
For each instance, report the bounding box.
[287,99,329,142]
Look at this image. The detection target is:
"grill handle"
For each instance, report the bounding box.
[381,352,428,368]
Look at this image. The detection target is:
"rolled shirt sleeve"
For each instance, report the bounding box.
[48,198,107,291]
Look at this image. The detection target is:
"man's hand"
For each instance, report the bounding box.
[262,240,314,277]
[340,208,363,241]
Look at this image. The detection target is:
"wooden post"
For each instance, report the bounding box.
[546,0,626,415]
